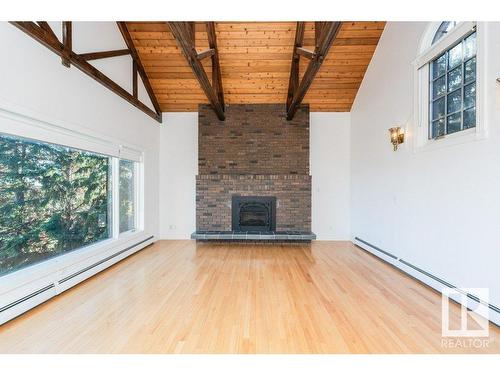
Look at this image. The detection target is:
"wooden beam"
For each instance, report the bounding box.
[286,21,342,120]
[315,21,325,47]
[196,48,215,61]
[116,21,162,117]
[10,21,161,122]
[80,49,130,61]
[37,22,58,41]
[189,22,196,46]
[133,60,138,98]
[206,22,225,112]
[286,22,305,111]
[296,47,315,60]
[62,21,72,67]
[167,21,225,120]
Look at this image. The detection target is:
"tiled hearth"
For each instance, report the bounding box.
[191,231,316,241]
[193,103,314,242]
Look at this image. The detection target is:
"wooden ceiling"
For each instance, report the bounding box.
[127,21,385,113]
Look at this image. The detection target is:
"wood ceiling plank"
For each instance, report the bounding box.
[215,23,297,31]
[342,21,386,30]
[127,21,384,112]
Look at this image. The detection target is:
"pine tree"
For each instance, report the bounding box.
[0,135,110,275]
[0,135,53,272]
[42,145,109,253]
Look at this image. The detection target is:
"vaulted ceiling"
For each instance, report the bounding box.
[11,21,385,123]
[127,22,385,113]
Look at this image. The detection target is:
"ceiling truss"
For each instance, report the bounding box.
[10,21,162,123]
[167,22,226,121]
[286,21,342,120]
[10,21,381,122]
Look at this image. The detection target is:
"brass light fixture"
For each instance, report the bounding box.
[389,127,405,151]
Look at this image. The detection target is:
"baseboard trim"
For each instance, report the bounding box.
[353,236,500,325]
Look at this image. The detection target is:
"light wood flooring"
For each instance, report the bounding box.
[0,240,498,353]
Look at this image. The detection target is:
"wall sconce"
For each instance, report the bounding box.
[388,127,405,151]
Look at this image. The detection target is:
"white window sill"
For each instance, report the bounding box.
[413,127,487,153]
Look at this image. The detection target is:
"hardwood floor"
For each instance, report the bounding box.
[0,240,498,353]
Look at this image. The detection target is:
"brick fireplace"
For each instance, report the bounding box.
[193,103,313,240]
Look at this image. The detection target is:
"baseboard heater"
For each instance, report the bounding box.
[0,284,55,314]
[354,236,500,319]
[0,236,154,319]
[58,236,153,284]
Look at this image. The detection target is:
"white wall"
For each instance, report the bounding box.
[159,113,198,239]
[350,22,500,315]
[158,112,351,240]
[0,22,162,323]
[311,113,351,240]
[0,22,160,237]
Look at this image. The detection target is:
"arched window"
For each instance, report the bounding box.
[431,22,458,45]
[414,22,482,150]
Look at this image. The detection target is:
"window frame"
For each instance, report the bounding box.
[413,21,488,153]
[0,100,149,308]
[116,158,141,236]
[429,31,477,138]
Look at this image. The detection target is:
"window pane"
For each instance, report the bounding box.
[447,112,462,134]
[119,160,136,233]
[448,42,462,69]
[463,107,476,129]
[432,76,446,98]
[431,118,445,138]
[464,57,476,83]
[463,32,476,60]
[447,66,462,92]
[432,97,445,120]
[432,21,458,44]
[447,88,462,113]
[0,135,110,276]
[432,53,447,79]
[464,83,476,109]
[428,27,477,139]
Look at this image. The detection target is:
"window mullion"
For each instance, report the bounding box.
[429,68,432,138]
[134,162,140,231]
[461,49,465,131]
[112,157,120,239]
[444,51,449,136]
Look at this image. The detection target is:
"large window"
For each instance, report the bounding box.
[429,27,476,139]
[0,133,140,277]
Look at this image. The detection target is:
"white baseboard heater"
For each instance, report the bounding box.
[0,236,154,325]
[353,236,500,327]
